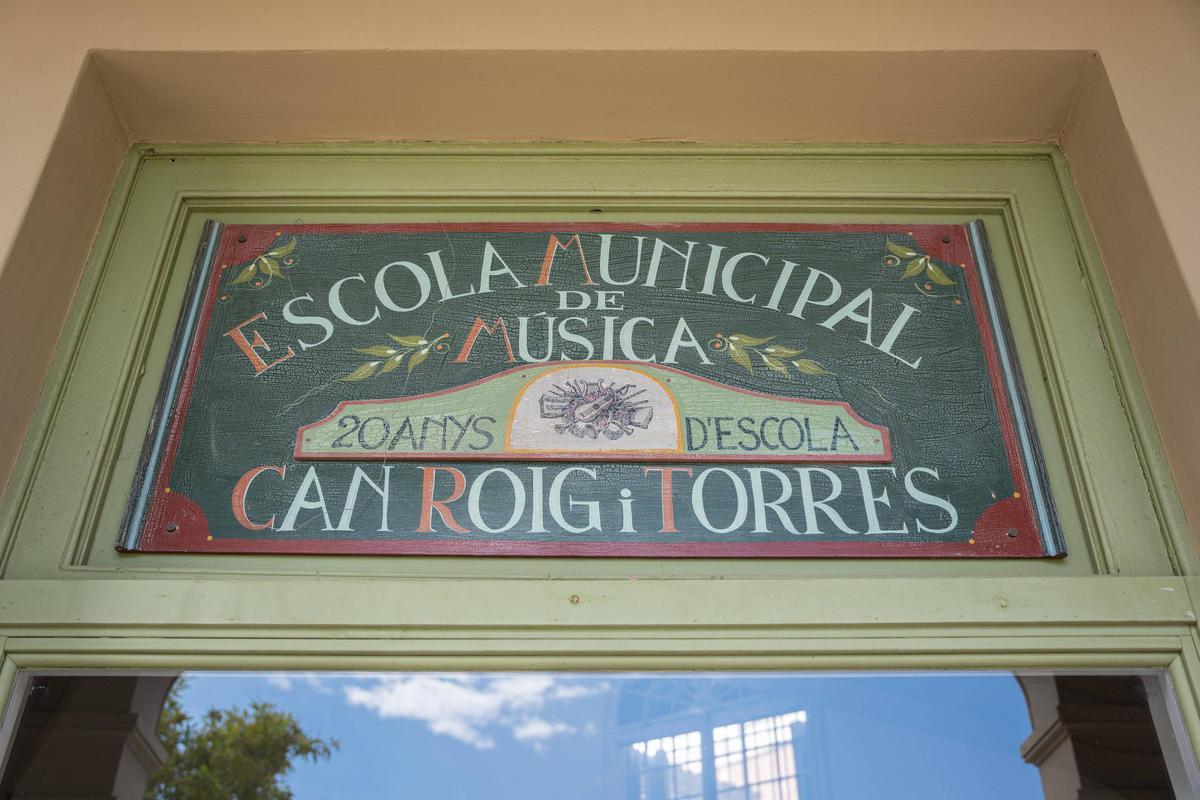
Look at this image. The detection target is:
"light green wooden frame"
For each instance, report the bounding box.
[0,579,1199,766]
[0,144,1196,766]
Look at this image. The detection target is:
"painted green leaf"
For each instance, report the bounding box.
[407,347,430,372]
[354,345,397,357]
[764,345,800,357]
[794,358,831,376]
[388,334,426,347]
[761,354,790,375]
[229,262,258,285]
[926,262,955,285]
[379,356,403,374]
[902,259,925,279]
[728,333,774,346]
[259,257,284,278]
[266,238,297,258]
[341,362,380,381]
[886,241,918,259]
[728,345,753,372]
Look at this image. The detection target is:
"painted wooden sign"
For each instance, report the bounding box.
[119,222,1063,557]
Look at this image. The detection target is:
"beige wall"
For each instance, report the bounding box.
[1,1,1198,540]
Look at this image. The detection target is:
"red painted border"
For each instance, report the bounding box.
[138,222,1047,558]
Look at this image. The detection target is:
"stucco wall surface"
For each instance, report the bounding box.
[0,0,1198,540]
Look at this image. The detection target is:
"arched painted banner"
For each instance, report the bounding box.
[119,222,1062,557]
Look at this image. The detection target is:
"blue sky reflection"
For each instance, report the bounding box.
[175,672,1043,799]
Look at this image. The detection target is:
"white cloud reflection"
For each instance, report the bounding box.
[264,672,333,693]
[341,673,605,749]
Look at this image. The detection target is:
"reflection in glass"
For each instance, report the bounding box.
[629,730,705,799]
[0,672,1193,799]
[713,711,807,800]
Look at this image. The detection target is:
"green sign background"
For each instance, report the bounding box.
[120,223,1062,557]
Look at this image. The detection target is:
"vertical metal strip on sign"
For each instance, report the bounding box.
[968,220,1064,557]
[116,221,223,550]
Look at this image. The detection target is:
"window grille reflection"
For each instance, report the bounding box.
[626,711,808,800]
[627,731,704,799]
[714,711,807,800]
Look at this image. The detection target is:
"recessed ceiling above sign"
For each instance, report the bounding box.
[119,222,1062,557]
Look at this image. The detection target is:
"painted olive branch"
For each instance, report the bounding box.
[228,238,299,287]
[341,333,451,381]
[883,240,957,295]
[708,332,831,378]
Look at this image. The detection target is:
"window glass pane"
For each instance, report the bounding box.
[0,672,1194,799]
